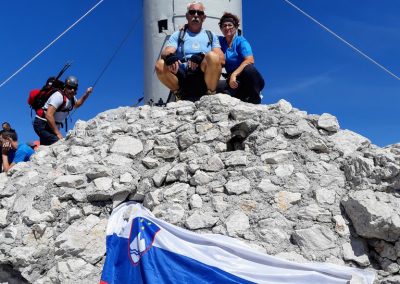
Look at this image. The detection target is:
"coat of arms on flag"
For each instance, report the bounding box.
[129,217,160,265]
[101,202,375,284]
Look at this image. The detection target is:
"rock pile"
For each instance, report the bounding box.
[1,94,400,283]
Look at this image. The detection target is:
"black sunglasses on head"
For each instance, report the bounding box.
[188,9,205,16]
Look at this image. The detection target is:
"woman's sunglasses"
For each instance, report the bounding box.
[188,9,205,16]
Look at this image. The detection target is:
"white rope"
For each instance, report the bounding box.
[0,0,105,89]
[283,0,400,81]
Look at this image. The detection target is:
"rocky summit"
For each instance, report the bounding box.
[1,94,400,283]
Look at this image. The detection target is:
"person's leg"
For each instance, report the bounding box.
[201,51,222,92]
[236,65,265,104]
[155,59,180,91]
[33,118,59,146]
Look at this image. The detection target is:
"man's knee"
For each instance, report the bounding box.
[205,51,220,67]
[155,59,166,75]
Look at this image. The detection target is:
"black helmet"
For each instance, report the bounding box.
[65,76,79,89]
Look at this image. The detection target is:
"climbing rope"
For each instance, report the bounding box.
[0,0,105,89]
[283,0,400,81]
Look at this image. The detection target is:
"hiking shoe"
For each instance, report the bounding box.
[173,89,183,101]
[205,90,216,96]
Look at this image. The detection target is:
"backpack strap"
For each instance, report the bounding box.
[57,91,75,113]
[205,30,213,47]
[178,27,214,59]
[177,25,188,58]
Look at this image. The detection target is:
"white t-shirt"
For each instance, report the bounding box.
[44,91,76,124]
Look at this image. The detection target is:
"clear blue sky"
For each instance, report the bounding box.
[1,1,399,147]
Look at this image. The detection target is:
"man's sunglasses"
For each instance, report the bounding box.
[66,85,77,91]
[188,9,205,16]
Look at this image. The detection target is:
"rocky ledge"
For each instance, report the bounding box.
[1,94,400,283]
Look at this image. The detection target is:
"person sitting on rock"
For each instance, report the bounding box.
[217,12,265,104]
[155,1,224,102]
[1,130,34,173]
[0,122,15,172]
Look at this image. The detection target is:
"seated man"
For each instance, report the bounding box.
[1,131,34,173]
[155,1,224,102]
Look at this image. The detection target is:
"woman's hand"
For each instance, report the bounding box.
[229,73,239,89]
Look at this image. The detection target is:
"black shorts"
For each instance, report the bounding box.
[177,68,208,102]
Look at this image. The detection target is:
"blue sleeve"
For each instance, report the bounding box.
[12,145,33,163]
[12,149,27,163]
[238,37,253,58]
[165,31,180,49]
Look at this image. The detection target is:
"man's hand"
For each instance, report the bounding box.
[164,53,180,74]
[188,53,204,71]
[86,87,93,95]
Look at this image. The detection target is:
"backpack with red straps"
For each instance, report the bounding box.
[28,63,73,117]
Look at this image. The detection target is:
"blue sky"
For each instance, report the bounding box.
[1,0,399,147]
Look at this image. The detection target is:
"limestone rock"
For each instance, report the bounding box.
[185,211,219,230]
[318,113,339,132]
[110,136,143,158]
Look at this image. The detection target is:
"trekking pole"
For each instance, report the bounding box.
[55,62,73,80]
[133,97,144,107]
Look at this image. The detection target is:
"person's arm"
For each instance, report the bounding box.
[75,87,93,108]
[1,144,13,172]
[45,106,63,140]
[229,55,254,89]
[161,46,177,59]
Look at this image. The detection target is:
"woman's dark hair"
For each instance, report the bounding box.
[1,130,18,142]
[218,12,240,28]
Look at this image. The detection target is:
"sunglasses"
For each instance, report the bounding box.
[188,9,205,16]
[66,85,77,91]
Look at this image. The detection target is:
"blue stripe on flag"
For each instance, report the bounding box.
[101,234,255,284]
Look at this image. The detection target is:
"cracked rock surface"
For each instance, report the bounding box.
[0,95,399,283]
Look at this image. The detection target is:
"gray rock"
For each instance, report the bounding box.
[318,113,339,132]
[154,145,180,159]
[153,204,185,224]
[153,164,172,187]
[190,170,213,186]
[185,211,219,230]
[225,178,251,195]
[55,215,107,264]
[189,194,203,209]
[342,190,400,242]
[205,155,225,172]
[0,209,8,227]
[142,157,160,169]
[330,130,370,157]
[292,225,337,251]
[342,238,370,267]
[162,183,189,203]
[261,150,292,164]
[54,175,86,188]
[225,211,250,237]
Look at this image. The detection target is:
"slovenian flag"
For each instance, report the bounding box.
[100,202,375,284]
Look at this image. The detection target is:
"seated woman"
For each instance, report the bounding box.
[217,12,265,104]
